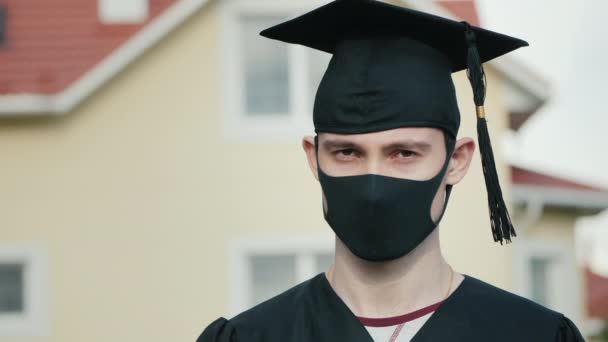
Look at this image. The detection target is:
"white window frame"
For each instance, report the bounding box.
[220,0,332,142]
[228,233,334,316]
[0,242,49,337]
[98,0,149,24]
[512,238,582,323]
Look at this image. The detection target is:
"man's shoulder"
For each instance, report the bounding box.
[409,275,582,341]
[460,275,562,324]
[228,274,321,334]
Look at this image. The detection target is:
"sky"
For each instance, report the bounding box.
[477,0,608,189]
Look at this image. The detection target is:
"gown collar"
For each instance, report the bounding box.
[314,272,471,342]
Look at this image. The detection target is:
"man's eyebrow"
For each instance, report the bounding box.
[382,140,433,152]
[320,139,360,150]
[320,138,432,151]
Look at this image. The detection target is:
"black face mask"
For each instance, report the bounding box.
[316,137,455,262]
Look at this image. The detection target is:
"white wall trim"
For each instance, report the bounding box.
[0,242,49,337]
[99,0,150,24]
[0,0,211,116]
[227,232,334,316]
[513,184,608,210]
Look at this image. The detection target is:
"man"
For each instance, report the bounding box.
[198,0,584,341]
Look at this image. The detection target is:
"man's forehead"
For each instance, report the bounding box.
[318,127,444,145]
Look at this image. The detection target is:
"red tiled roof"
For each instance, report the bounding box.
[0,0,484,99]
[437,0,480,26]
[512,166,607,192]
[0,0,175,95]
[585,267,608,319]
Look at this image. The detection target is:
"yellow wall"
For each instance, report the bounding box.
[524,207,580,241]
[0,1,515,341]
[441,68,513,289]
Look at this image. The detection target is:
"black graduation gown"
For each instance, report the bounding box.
[197,273,584,342]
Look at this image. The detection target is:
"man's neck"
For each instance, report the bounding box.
[325,229,464,318]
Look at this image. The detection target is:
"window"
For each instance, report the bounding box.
[250,255,296,305]
[0,244,49,337]
[249,252,332,306]
[221,0,332,141]
[241,15,290,116]
[512,238,581,324]
[529,256,552,305]
[98,0,149,24]
[229,234,334,314]
[0,263,24,314]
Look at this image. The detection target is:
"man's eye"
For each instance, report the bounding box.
[334,149,358,160]
[338,149,355,156]
[397,150,416,158]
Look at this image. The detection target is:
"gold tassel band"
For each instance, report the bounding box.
[476,106,486,119]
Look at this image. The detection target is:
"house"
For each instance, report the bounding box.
[576,209,608,339]
[0,1,550,340]
[510,165,608,336]
[503,44,608,336]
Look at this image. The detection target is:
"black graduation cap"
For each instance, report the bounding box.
[260,0,527,244]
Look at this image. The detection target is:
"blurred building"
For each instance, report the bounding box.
[510,164,608,336]
[0,0,555,341]
[501,9,608,338]
[576,210,608,339]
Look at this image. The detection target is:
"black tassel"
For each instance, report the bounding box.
[463,22,516,244]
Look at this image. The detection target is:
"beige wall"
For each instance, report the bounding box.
[442,67,513,289]
[523,207,580,241]
[0,1,515,341]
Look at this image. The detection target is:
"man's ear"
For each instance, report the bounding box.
[302,136,319,180]
[445,137,476,186]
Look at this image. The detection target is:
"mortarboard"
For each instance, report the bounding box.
[260,0,527,244]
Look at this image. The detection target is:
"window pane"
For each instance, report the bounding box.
[0,263,24,313]
[315,253,334,274]
[250,255,295,306]
[308,50,331,113]
[530,257,550,305]
[242,16,289,115]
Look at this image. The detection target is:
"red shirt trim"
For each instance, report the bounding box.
[357,301,444,327]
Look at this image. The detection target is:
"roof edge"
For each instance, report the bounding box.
[0,0,210,116]
[513,184,608,210]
